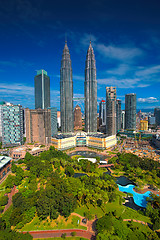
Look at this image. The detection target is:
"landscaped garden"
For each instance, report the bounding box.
[0,147,160,239]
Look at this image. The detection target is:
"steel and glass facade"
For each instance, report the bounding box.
[2,104,23,146]
[34,69,50,109]
[99,100,106,126]
[125,93,136,130]
[49,107,57,137]
[85,42,97,133]
[60,42,73,133]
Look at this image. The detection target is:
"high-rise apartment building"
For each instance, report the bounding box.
[84,41,97,133]
[74,105,82,130]
[34,69,50,109]
[25,108,51,145]
[2,103,23,147]
[125,93,136,130]
[154,108,160,126]
[106,87,116,136]
[116,99,121,132]
[99,100,106,126]
[60,41,73,133]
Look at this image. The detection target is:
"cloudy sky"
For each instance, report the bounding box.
[0,0,160,111]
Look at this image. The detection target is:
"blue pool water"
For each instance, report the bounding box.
[118,184,151,208]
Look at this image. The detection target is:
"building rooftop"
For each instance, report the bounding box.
[0,156,12,169]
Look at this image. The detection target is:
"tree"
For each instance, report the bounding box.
[65,166,74,177]
[0,196,8,206]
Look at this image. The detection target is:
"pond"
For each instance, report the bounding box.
[118,184,151,208]
[116,176,135,186]
[69,151,107,161]
[73,173,88,178]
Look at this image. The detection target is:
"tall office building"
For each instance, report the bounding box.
[25,108,51,145]
[60,41,73,133]
[84,41,97,133]
[99,100,106,126]
[0,101,6,139]
[125,93,136,130]
[74,105,82,130]
[106,87,116,136]
[154,108,160,126]
[34,69,50,109]
[2,103,23,147]
[48,107,57,137]
[116,99,121,132]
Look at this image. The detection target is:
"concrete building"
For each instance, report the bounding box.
[0,156,12,182]
[140,120,148,131]
[116,99,121,132]
[2,103,23,147]
[34,69,50,109]
[60,41,73,133]
[121,110,125,129]
[154,108,160,126]
[25,108,51,145]
[125,93,136,130]
[106,87,116,136]
[74,105,82,130]
[51,133,117,150]
[84,41,97,133]
[99,100,106,126]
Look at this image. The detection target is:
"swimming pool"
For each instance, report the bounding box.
[118,184,151,208]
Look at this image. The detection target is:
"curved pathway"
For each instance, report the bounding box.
[3,185,18,213]
[23,229,95,239]
[133,187,159,196]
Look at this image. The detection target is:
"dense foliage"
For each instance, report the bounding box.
[96,212,159,240]
[146,193,160,230]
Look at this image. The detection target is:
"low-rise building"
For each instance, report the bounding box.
[0,156,12,181]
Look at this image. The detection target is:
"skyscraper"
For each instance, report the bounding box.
[2,103,23,147]
[154,108,160,126]
[84,41,97,133]
[106,87,116,136]
[34,69,50,109]
[125,93,136,130]
[116,99,121,132]
[25,108,51,145]
[60,41,73,133]
[74,105,82,130]
[99,100,106,126]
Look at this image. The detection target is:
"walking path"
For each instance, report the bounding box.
[133,187,159,196]
[123,219,152,227]
[3,185,18,213]
[23,229,95,239]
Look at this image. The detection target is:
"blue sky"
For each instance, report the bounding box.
[0,0,160,111]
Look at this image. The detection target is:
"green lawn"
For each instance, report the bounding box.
[75,200,151,224]
[21,215,87,232]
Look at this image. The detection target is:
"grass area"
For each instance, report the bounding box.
[75,204,105,219]
[123,221,153,234]
[36,238,87,240]
[21,215,87,232]
[75,200,151,224]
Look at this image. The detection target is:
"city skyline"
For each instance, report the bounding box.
[0,0,160,110]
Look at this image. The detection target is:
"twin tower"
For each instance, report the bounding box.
[60,41,97,134]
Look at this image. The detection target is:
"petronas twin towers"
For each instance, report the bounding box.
[60,41,97,134]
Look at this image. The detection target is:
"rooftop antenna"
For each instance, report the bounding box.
[90,32,91,44]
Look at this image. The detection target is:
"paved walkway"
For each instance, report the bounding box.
[3,185,18,213]
[123,219,151,227]
[23,229,95,239]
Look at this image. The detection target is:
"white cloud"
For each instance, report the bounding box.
[0,83,34,95]
[96,44,143,61]
[136,65,160,77]
[97,77,141,89]
[137,97,159,103]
